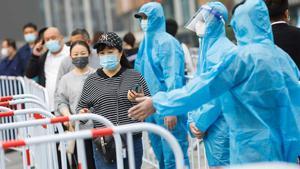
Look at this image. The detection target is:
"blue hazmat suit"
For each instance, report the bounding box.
[151,0,300,164]
[186,2,235,166]
[134,2,189,168]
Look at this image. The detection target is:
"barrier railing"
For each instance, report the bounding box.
[0,113,185,169]
[0,109,124,169]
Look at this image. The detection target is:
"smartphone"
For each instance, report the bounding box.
[131,84,142,93]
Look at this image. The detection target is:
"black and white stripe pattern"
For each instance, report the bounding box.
[77,68,150,128]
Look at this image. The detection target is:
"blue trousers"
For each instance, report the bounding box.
[93,137,143,169]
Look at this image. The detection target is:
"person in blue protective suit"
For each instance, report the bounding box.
[133,2,190,169]
[129,0,300,165]
[185,1,236,167]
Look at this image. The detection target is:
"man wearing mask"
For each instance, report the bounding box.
[129,0,300,164]
[17,23,38,75]
[26,27,69,112]
[265,0,300,70]
[0,38,23,76]
[185,2,235,167]
[56,28,101,83]
[134,2,189,169]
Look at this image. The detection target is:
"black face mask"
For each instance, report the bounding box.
[72,57,89,69]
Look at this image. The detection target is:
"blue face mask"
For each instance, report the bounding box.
[24,33,37,43]
[100,54,119,71]
[140,19,148,32]
[45,40,61,53]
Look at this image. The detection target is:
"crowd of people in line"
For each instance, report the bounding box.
[0,0,300,169]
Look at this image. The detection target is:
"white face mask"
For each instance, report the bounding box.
[141,19,148,32]
[195,21,206,37]
[1,48,8,58]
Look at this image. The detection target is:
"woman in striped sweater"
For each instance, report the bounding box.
[77,32,150,169]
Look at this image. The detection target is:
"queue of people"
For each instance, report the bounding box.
[0,0,299,169]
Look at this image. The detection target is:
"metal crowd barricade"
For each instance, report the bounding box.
[0,76,50,112]
[142,133,209,169]
[0,106,66,169]
[0,114,185,169]
[0,109,124,169]
[0,76,25,97]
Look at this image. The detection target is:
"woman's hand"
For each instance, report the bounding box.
[127,90,145,102]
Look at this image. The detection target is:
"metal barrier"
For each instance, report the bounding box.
[0,115,185,169]
[0,106,66,169]
[0,109,124,169]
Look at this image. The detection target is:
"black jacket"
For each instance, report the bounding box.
[25,51,48,87]
[272,22,300,69]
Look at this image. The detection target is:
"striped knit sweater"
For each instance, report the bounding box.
[76,67,150,128]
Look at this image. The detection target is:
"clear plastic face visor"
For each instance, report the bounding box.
[185,5,225,33]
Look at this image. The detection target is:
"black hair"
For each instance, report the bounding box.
[123,32,136,48]
[97,45,132,69]
[3,38,17,50]
[265,0,289,20]
[23,22,38,31]
[71,28,90,40]
[70,40,91,55]
[166,19,178,37]
[35,27,48,44]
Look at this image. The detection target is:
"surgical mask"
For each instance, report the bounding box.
[45,40,61,53]
[24,33,37,43]
[141,19,148,32]
[72,57,89,69]
[195,21,206,37]
[100,54,119,71]
[1,48,8,58]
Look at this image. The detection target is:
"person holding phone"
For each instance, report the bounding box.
[76,32,150,169]
[25,27,70,113]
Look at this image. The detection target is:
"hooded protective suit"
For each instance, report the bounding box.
[186,2,235,166]
[152,0,300,164]
[134,2,189,168]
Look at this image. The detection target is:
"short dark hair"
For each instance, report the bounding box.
[123,32,136,48]
[23,22,37,31]
[71,28,90,40]
[3,38,17,50]
[70,40,91,55]
[265,0,289,20]
[166,19,178,37]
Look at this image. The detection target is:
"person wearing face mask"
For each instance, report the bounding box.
[56,40,95,169]
[133,2,189,169]
[184,2,235,168]
[56,28,101,85]
[76,32,150,169]
[128,0,300,164]
[25,27,70,113]
[0,38,23,76]
[17,23,38,75]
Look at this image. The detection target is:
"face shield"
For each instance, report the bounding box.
[185,5,225,37]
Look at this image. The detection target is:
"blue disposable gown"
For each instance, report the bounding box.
[134,2,189,168]
[186,1,235,167]
[152,0,300,164]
